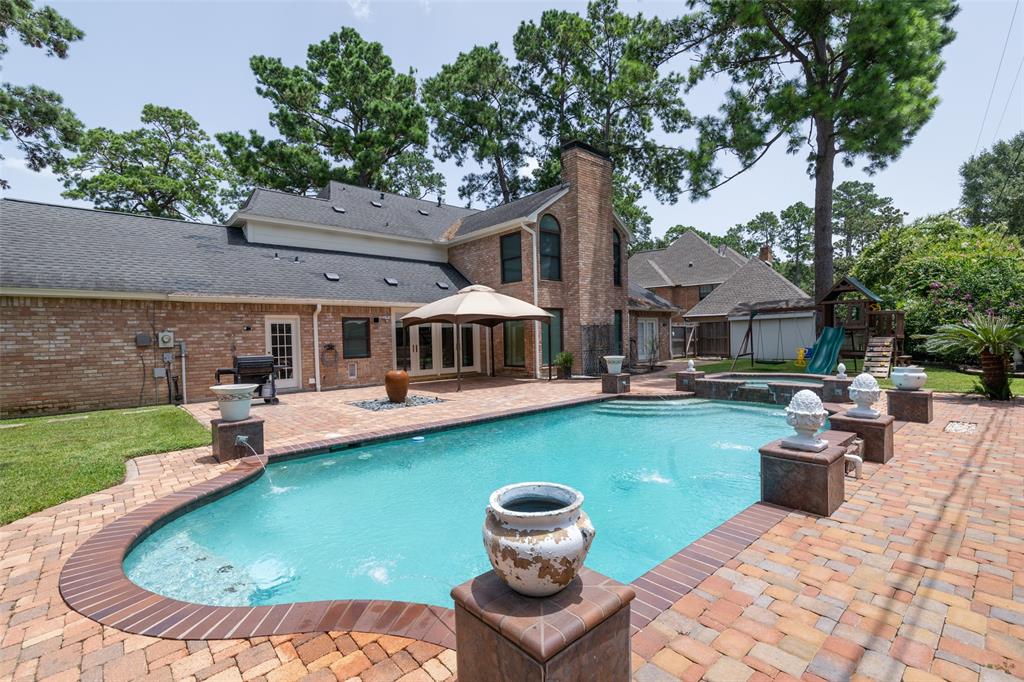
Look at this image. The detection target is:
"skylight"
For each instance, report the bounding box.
[418,209,430,216]
[324,272,340,281]
[384,277,399,286]
[332,206,346,213]
[436,281,450,290]
[371,201,383,208]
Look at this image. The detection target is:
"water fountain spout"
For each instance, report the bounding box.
[235,436,288,493]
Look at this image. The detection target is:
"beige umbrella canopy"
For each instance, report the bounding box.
[402,285,553,390]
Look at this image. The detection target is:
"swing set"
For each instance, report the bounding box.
[730,300,816,370]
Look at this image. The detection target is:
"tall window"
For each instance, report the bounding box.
[342,318,370,358]
[613,310,623,355]
[500,233,522,283]
[541,309,563,365]
[539,214,561,280]
[612,230,622,286]
[503,321,526,367]
[698,284,716,300]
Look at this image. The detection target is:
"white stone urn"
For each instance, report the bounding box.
[686,359,696,372]
[836,363,848,380]
[847,373,881,419]
[603,355,625,374]
[891,366,927,391]
[210,383,259,421]
[482,482,595,597]
[781,390,829,452]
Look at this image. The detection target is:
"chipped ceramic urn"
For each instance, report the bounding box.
[847,373,881,419]
[781,389,829,452]
[482,482,595,597]
[891,366,927,391]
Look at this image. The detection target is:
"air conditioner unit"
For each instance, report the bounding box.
[158,330,175,348]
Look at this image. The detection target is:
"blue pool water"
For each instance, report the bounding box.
[124,399,790,608]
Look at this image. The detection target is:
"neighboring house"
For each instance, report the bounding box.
[684,258,815,359]
[0,142,634,416]
[627,283,676,365]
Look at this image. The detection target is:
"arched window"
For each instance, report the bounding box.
[612,230,622,286]
[539,214,561,281]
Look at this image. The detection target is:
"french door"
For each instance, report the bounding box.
[407,323,480,377]
[637,318,658,362]
[265,316,301,389]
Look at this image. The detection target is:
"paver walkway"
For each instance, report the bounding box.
[2,370,1021,682]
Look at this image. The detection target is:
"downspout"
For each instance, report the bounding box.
[522,224,542,379]
[313,304,322,392]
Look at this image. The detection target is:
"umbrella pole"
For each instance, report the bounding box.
[456,322,462,392]
[489,326,495,378]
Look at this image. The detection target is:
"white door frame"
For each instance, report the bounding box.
[637,317,658,362]
[405,322,480,378]
[265,315,301,390]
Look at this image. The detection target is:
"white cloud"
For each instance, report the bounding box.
[347,0,370,19]
[2,156,55,180]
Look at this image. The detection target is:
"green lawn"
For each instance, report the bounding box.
[0,406,209,526]
[694,359,1024,395]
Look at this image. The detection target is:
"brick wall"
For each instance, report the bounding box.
[650,285,705,324]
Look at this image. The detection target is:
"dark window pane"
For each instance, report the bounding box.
[699,284,716,300]
[342,318,370,358]
[501,233,522,283]
[612,231,622,286]
[503,320,525,367]
[613,310,623,355]
[542,309,563,365]
[539,215,561,280]
[461,326,475,367]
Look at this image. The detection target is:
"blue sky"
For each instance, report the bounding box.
[3,0,1022,239]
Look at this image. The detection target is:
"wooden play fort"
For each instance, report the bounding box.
[817,276,906,377]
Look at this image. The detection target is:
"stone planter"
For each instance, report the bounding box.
[603,355,625,374]
[891,366,927,391]
[384,369,409,403]
[482,482,595,597]
[210,384,258,422]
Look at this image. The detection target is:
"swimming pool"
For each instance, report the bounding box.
[124,399,790,608]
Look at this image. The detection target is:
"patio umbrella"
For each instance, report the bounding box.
[402,285,553,391]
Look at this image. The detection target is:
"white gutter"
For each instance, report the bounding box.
[312,303,322,392]
[178,340,188,404]
[522,225,542,379]
[0,287,431,309]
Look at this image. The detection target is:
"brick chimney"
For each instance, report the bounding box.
[759,244,774,264]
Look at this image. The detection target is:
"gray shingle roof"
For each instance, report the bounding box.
[628,282,677,312]
[233,182,478,242]
[454,184,570,238]
[628,230,744,288]
[685,257,812,318]
[1,199,469,304]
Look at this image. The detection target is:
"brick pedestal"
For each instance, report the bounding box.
[675,370,705,392]
[887,389,933,424]
[759,440,846,516]
[602,373,630,394]
[828,411,895,463]
[211,417,265,463]
[451,568,635,682]
[822,377,853,404]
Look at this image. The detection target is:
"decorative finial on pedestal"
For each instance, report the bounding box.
[847,373,881,419]
[686,359,695,372]
[782,390,829,452]
[836,362,847,380]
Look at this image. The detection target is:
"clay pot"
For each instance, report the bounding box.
[482,482,595,597]
[384,369,409,403]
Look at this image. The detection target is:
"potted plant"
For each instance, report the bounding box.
[209,383,259,421]
[554,351,574,379]
[925,313,1024,400]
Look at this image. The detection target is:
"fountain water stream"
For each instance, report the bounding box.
[234,436,291,494]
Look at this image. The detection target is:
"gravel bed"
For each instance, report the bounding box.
[348,395,446,411]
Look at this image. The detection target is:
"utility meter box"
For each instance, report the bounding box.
[158,330,175,348]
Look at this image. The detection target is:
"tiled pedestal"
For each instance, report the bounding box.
[451,568,635,682]
[211,417,265,463]
[887,389,933,423]
[602,373,630,394]
[675,370,705,392]
[828,411,895,463]
[822,377,853,403]
[759,440,846,516]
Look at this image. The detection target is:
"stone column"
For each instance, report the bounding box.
[821,377,853,404]
[451,568,635,682]
[759,440,846,516]
[828,411,895,463]
[602,373,630,394]
[675,370,704,392]
[211,417,265,463]
[886,389,933,423]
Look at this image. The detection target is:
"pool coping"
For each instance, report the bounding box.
[58,393,812,648]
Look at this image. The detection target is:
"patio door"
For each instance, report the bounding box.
[265,316,301,389]
[407,323,479,377]
[637,318,658,362]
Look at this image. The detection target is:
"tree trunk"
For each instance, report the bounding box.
[813,116,836,300]
[494,152,511,204]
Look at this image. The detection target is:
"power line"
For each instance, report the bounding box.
[974,0,1020,154]
[991,53,1024,145]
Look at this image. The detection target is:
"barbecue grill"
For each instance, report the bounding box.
[215,355,281,404]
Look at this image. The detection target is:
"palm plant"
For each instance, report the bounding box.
[925,313,1024,400]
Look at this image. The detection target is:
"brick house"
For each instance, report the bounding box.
[0,142,639,416]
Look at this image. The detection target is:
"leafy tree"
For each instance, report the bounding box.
[672,0,958,298]
[832,181,904,261]
[60,104,241,222]
[220,27,443,199]
[514,0,690,246]
[0,0,83,188]
[423,44,530,207]
[959,132,1024,235]
[852,214,1024,355]
[737,211,782,254]
[778,201,814,291]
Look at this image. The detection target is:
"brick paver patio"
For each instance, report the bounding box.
[1,370,1021,682]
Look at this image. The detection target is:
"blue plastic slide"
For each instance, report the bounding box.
[805,327,844,375]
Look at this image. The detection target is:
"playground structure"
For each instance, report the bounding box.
[816,275,906,378]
